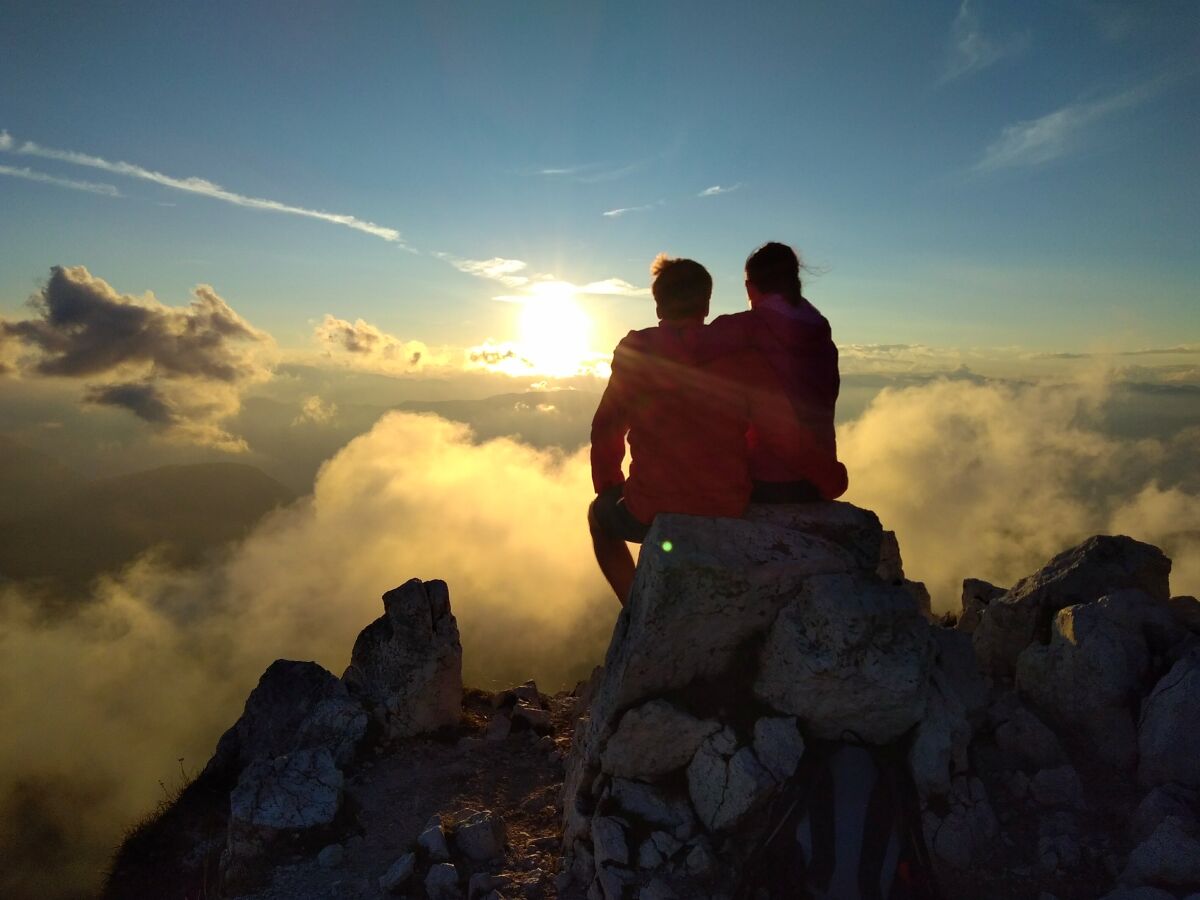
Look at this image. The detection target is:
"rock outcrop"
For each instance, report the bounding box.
[214,579,464,892]
[973,535,1171,676]
[343,577,463,739]
[560,502,941,899]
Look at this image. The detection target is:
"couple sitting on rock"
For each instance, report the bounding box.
[589,241,848,603]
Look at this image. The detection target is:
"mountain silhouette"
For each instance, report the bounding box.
[0,461,294,588]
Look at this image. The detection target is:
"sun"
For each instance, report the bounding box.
[516,282,594,376]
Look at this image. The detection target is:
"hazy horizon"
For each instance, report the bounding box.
[1,2,1197,896]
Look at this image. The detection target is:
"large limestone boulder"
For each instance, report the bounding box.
[973,535,1171,676]
[222,746,344,890]
[342,578,463,739]
[754,571,934,743]
[560,503,938,899]
[586,507,865,731]
[1138,650,1200,789]
[1015,591,1170,770]
[202,659,367,783]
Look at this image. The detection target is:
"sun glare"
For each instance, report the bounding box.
[517,283,594,376]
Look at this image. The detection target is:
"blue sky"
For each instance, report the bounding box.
[1,0,1197,358]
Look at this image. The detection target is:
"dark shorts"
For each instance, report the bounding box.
[590,486,651,544]
[751,480,823,503]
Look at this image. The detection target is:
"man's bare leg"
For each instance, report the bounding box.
[588,500,635,604]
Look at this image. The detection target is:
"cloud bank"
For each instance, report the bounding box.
[314,314,433,371]
[0,411,613,897]
[0,267,274,450]
[839,376,1200,608]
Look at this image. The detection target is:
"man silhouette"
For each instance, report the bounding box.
[588,254,753,603]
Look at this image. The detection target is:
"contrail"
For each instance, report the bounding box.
[4,132,404,243]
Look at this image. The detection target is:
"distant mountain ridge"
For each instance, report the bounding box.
[0,460,294,587]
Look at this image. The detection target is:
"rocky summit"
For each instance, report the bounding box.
[103,503,1200,900]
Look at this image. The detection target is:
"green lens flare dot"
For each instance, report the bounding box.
[661,540,673,552]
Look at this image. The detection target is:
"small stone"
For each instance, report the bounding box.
[468,871,494,898]
[419,823,452,861]
[486,714,512,741]
[537,735,556,753]
[426,862,462,900]
[752,716,805,783]
[650,831,683,859]
[637,838,664,869]
[685,838,716,877]
[456,809,507,861]
[379,852,417,893]
[514,680,541,703]
[1008,771,1030,799]
[513,700,552,732]
[318,843,344,868]
[344,834,364,853]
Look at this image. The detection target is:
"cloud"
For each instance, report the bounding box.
[0,130,11,151]
[292,394,338,426]
[602,201,662,218]
[534,161,645,183]
[578,278,651,297]
[942,0,1029,82]
[839,376,1200,610]
[314,314,431,371]
[0,164,120,197]
[974,85,1151,171]
[0,412,614,896]
[4,135,404,243]
[466,340,534,370]
[698,183,741,197]
[443,255,533,287]
[0,267,273,450]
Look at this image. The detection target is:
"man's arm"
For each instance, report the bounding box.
[590,336,634,493]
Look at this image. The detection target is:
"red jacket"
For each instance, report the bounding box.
[703,296,848,500]
[590,321,755,524]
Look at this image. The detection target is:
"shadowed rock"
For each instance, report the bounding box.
[343,578,463,739]
[203,659,367,783]
[1138,650,1200,789]
[973,535,1171,676]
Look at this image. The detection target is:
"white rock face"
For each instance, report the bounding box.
[600,699,718,778]
[754,571,934,743]
[342,578,463,739]
[973,535,1171,676]
[223,747,344,890]
[687,728,775,832]
[1138,651,1200,789]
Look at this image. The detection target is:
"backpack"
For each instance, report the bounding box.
[736,733,941,900]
